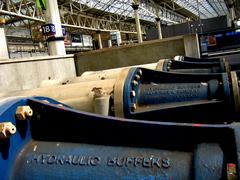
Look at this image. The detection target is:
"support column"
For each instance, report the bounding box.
[96,31,103,49]
[0,18,9,60]
[156,17,163,40]
[108,40,112,48]
[226,2,235,27]
[45,0,66,55]
[227,13,232,27]
[230,7,236,27]
[132,4,142,43]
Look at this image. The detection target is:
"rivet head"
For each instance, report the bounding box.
[0,122,16,139]
[137,69,142,76]
[130,91,136,97]
[16,106,33,120]
[130,103,137,111]
[135,74,141,81]
[132,80,138,87]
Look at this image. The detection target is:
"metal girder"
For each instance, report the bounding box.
[0,0,140,33]
[225,0,240,19]
[0,0,44,21]
[173,0,228,19]
[59,3,139,33]
[139,0,187,24]
[76,0,187,25]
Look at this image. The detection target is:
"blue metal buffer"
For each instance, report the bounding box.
[0,95,239,179]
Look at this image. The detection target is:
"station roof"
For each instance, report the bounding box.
[68,0,229,24]
[0,0,236,34]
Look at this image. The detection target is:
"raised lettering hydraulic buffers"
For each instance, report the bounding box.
[114,67,240,123]
[0,96,239,179]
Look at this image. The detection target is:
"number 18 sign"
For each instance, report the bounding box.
[41,24,56,36]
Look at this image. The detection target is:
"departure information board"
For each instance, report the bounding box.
[199,28,240,57]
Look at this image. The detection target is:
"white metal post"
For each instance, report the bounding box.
[97,31,103,49]
[230,7,236,27]
[227,13,232,27]
[132,4,142,43]
[0,19,9,60]
[156,18,163,40]
[45,0,66,55]
[108,40,112,48]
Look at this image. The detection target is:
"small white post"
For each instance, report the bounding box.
[0,18,9,60]
[132,3,143,43]
[156,17,163,40]
[45,0,66,55]
[97,31,103,49]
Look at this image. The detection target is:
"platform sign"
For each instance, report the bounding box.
[41,24,56,36]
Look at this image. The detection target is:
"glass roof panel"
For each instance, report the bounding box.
[76,0,185,24]
[73,0,229,25]
[174,0,228,19]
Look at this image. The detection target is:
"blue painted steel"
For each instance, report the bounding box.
[138,83,209,104]
[0,97,69,180]
[0,96,239,179]
[178,56,220,63]
[173,56,240,72]
[123,68,234,123]
[0,66,239,179]
[163,59,226,73]
[123,68,141,118]
[0,98,30,180]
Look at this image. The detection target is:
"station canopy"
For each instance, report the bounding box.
[0,0,232,34]
[75,0,229,24]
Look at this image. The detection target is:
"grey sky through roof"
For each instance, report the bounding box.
[76,0,186,24]
[76,0,229,24]
[2,0,230,30]
[174,0,228,19]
